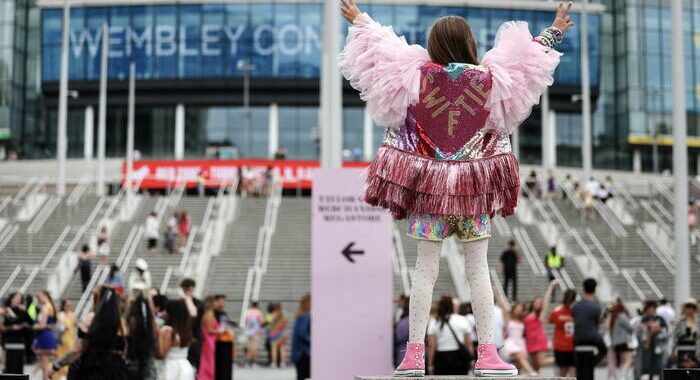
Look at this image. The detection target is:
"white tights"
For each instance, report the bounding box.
[408,239,494,344]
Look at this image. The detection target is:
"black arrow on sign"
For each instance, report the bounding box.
[342,242,365,263]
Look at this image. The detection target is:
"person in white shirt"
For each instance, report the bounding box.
[656,298,676,360]
[145,211,159,254]
[656,299,676,330]
[129,258,152,292]
[585,177,599,195]
[427,296,474,375]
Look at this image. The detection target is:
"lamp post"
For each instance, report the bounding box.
[580,0,593,182]
[237,59,255,157]
[671,0,690,311]
[56,0,71,195]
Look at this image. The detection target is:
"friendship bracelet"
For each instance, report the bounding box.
[533,26,564,48]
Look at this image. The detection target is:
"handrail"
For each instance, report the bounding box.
[640,201,673,237]
[636,228,675,273]
[614,180,640,210]
[241,177,282,317]
[559,180,584,209]
[559,268,576,290]
[28,196,61,234]
[20,226,72,294]
[178,225,199,273]
[40,226,72,269]
[11,176,37,205]
[199,197,217,233]
[0,265,22,300]
[652,179,674,204]
[651,199,673,223]
[0,224,19,251]
[66,175,91,206]
[546,199,574,234]
[0,196,12,215]
[638,268,664,299]
[117,227,144,277]
[591,201,628,237]
[161,267,174,294]
[114,227,139,268]
[47,197,107,297]
[75,266,109,321]
[253,181,282,300]
[193,228,214,299]
[76,226,141,320]
[491,215,512,237]
[512,227,544,276]
[19,266,40,293]
[585,228,620,274]
[621,269,646,301]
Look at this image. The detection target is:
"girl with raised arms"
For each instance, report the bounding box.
[338,0,574,376]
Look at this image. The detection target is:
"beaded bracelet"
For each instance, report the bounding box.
[533,26,564,48]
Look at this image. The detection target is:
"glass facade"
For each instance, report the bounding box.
[0,0,41,158]
[24,0,700,171]
[40,4,599,85]
[30,2,604,161]
[597,0,700,172]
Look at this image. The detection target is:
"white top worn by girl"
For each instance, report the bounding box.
[428,314,473,352]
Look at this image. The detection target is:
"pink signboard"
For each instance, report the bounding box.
[311,168,394,379]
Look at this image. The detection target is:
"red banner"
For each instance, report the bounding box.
[122,159,369,189]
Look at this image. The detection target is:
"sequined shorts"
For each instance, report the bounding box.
[407,213,491,242]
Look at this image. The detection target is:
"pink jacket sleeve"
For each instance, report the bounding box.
[482,21,563,134]
[338,13,430,128]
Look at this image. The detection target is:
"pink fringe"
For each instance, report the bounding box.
[338,13,430,129]
[481,21,562,134]
[364,145,520,220]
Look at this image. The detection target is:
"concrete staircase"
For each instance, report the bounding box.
[205,197,268,323]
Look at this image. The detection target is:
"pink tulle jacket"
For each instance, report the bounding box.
[339,13,562,220]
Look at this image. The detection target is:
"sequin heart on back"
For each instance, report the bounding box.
[411,62,493,158]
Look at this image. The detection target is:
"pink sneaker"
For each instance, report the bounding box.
[393,342,425,377]
[474,343,518,377]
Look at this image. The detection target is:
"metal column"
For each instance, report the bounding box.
[84,105,94,161]
[96,23,108,196]
[580,0,593,181]
[175,104,185,160]
[126,63,135,192]
[268,103,279,158]
[56,0,71,195]
[319,0,343,168]
[671,0,690,309]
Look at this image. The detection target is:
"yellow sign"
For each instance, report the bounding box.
[628,134,700,147]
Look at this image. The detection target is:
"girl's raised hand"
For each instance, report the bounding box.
[340,0,361,23]
[552,2,575,33]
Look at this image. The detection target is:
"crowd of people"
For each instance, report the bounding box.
[524,170,616,218]
[393,277,700,379]
[0,280,312,380]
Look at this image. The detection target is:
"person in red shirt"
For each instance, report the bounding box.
[549,289,577,377]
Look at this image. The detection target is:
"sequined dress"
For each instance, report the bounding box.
[339,13,563,241]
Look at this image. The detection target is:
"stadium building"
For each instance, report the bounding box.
[2,0,700,174]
